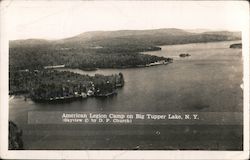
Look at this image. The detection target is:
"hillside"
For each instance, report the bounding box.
[57,28,240,46]
[9,28,241,70]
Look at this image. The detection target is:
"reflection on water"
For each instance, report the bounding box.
[9,40,243,150]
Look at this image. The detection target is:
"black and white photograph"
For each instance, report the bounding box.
[0,0,249,159]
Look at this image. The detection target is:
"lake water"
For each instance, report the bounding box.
[9,40,243,150]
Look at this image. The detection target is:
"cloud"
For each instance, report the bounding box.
[5,1,248,40]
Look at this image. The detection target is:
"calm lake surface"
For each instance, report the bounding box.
[9,40,243,150]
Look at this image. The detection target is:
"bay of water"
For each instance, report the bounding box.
[9,40,243,150]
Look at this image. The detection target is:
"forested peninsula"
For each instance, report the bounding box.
[10,70,125,101]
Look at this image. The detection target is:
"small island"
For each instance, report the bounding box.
[229,43,242,49]
[179,53,191,57]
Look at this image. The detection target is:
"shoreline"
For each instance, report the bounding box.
[61,59,173,72]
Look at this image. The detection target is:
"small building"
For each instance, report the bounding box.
[81,92,87,98]
[87,90,94,96]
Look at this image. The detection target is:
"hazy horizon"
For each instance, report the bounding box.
[9,28,242,41]
[2,1,248,40]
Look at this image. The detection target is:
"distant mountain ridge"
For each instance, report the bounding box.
[69,28,192,39]
[10,28,241,46]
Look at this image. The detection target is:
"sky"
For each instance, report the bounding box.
[1,0,249,40]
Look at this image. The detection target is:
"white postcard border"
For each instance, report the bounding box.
[0,1,249,159]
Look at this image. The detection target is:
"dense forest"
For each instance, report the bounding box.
[9,45,170,70]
